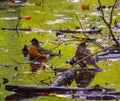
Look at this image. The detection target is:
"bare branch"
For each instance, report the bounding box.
[109,0,118,25]
[98,0,120,47]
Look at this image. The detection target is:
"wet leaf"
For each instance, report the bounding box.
[2,78,9,85]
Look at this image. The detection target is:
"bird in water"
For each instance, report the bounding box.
[22,38,62,72]
[22,38,62,58]
[67,42,101,71]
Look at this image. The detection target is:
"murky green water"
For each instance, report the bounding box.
[0,0,120,101]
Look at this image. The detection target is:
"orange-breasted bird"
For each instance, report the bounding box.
[22,38,62,71]
[28,38,48,71]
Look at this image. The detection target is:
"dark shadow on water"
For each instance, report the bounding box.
[75,69,98,87]
[5,94,41,101]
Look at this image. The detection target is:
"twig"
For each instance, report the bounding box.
[50,42,63,51]
[15,11,21,37]
[75,13,84,31]
[0,63,26,68]
[27,74,41,85]
[40,76,55,82]
[109,0,118,25]
[75,13,89,38]
[91,41,104,49]
[49,38,89,51]
[13,60,29,64]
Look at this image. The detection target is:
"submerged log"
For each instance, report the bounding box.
[72,92,120,100]
[49,68,76,87]
[95,53,120,61]
[5,84,115,95]
[53,68,98,73]
[1,27,102,34]
[53,29,102,34]
[67,53,120,65]
[1,27,32,31]
[5,91,120,101]
[53,68,99,76]
[86,94,119,100]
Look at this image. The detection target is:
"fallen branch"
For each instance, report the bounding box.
[0,63,25,68]
[2,27,31,31]
[1,27,102,34]
[49,68,76,87]
[53,29,102,34]
[5,84,116,95]
[13,60,29,64]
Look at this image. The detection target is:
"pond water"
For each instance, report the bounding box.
[0,0,120,101]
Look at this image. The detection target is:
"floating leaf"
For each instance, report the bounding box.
[2,78,9,85]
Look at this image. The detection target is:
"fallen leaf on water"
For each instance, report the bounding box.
[2,78,9,85]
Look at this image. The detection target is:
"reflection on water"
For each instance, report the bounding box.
[5,69,99,100]
[5,94,41,101]
[75,69,97,87]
